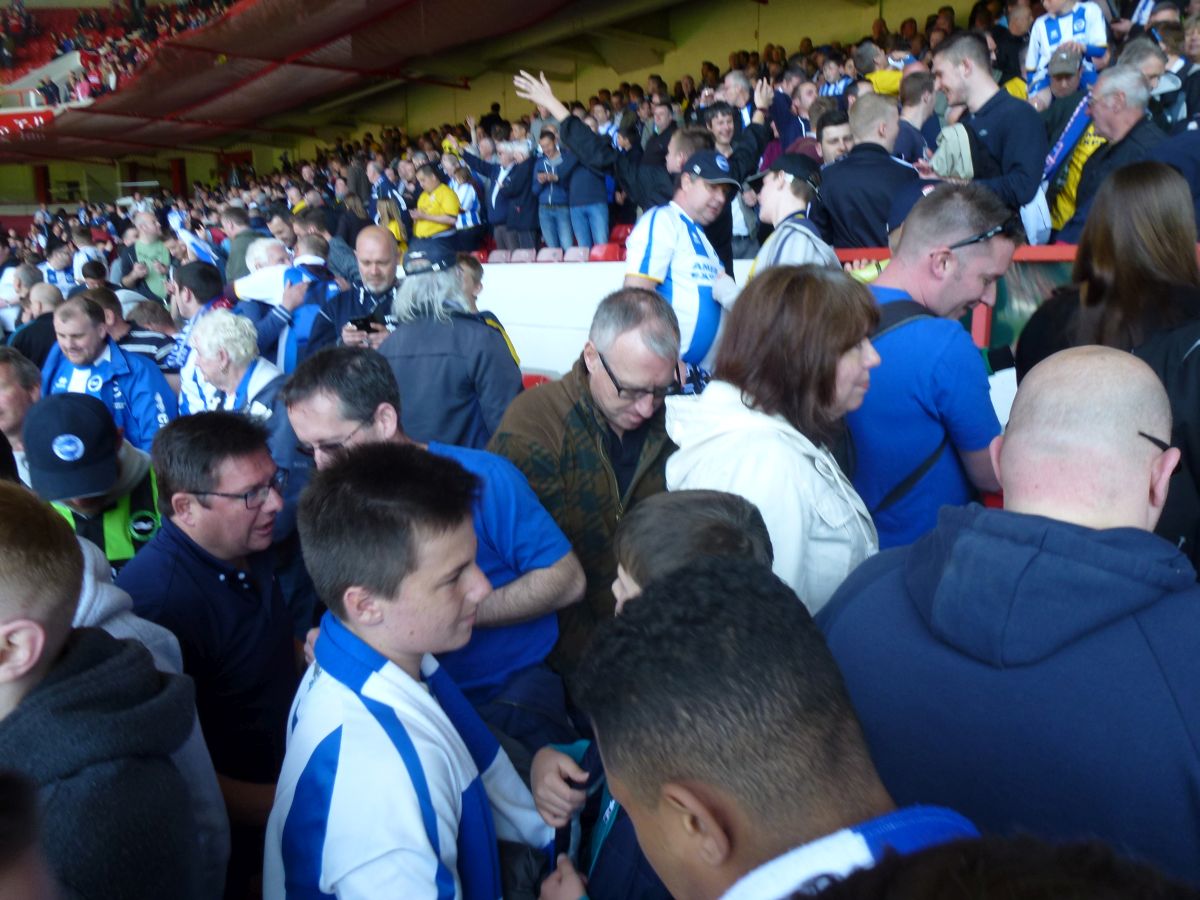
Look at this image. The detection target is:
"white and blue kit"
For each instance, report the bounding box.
[625,200,728,369]
[1026,2,1108,94]
[264,614,554,900]
[41,338,177,452]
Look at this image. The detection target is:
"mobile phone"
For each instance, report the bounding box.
[349,316,375,332]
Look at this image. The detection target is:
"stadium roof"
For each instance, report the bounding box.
[0,0,682,164]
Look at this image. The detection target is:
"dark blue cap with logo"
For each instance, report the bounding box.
[681,150,740,187]
[403,241,458,277]
[22,393,120,502]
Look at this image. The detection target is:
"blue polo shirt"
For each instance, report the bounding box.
[429,442,572,702]
[847,286,1000,550]
[116,517,297,783]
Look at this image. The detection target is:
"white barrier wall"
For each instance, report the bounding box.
[476,260,754,376]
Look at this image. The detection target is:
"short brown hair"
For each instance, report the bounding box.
[0,482,83,653]
[900,70,934,107]
[456,252,483,283]
[613,489,773,588]
[78,287,122,319]
[714,265,879,444]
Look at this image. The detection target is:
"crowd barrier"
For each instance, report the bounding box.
[479,245,1082,378]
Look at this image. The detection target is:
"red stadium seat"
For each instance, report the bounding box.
[510,248,536,263]
[471,249,489,264]
[522,372,551,389]
[589,242,624,262]
[487,249,510,263]
[609,223,633,245]
[563,246,590,262]
[536,247,564,263]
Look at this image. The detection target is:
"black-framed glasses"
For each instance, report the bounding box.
[1139,431,1181,476]
[295,418,372,460]
[946,215,1022,252]
[192,468,287,509]
[598,352,682,401]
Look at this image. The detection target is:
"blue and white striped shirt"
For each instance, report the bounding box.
[454,181,483,230]
[264,614,553,899]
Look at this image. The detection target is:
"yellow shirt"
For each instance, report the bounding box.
[1051,124,1106,231]
[1003,77,1027,100]
[414,183,461,239]
[865,69,902,96]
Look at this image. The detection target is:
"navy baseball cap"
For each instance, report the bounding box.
[745,153,823,195]
[403,241,457,277]
[23,394,120,502]
[681,150,740,187]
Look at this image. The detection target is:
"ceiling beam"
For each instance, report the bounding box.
[165,0,424,121]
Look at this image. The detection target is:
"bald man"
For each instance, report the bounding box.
[304,226,400,357]
[820,346,1200,885]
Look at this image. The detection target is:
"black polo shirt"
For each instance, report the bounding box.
[117,517,297,784]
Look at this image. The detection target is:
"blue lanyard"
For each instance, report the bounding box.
[232,358,257,411]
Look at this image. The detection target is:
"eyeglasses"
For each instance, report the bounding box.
[598,352,682,401]
[192,468,288,509]
[1139,430,1181,476]
[946,215,1021,252]
[296,418,372,460]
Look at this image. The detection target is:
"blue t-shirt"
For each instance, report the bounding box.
[429,442,572,700]
[847,286,1000,549]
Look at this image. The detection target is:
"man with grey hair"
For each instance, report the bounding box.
[376,244,521,448]
[821,346,1200,885]
[8,278,58,368]
[1057,65,1166,241]
[723,68,754,128]
[0,345,40,484]
[489,288,680,674]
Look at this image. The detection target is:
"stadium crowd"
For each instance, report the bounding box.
[3,0,1200,898]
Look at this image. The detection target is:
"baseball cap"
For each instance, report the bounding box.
[744,154,823,196]
[1048,47,1082,76]
[681,150,740,186]
[403,241,457,277]
[22,394,120,503]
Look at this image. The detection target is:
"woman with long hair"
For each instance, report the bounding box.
[1017,162,1200,380]
[665,264,881,613]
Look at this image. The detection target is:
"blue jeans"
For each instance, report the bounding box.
[570,202,609,248]
[538,205,574,249]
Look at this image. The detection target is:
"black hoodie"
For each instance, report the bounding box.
[0,628,200,900]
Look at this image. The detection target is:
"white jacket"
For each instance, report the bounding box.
[666,381,878,614]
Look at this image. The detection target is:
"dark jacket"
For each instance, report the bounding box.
[1149,130,1200,227]
[377,306,523,450]
[819,504,1200,886]
[464,151,514,228]
[811,143,920,248]
[500,156,539,232]
[963,88,1048,209]
[532,150,578,207]
[1059,118,1167,243]
[305,280,399,358]
[558,113,769,275]
[1016,283,1200,383]
[567,156,608,207]
[224,229,259,282]
[1135,314,1200,569]
[0,628,200,899]
[7,311,56,368]
[488,357,674,675]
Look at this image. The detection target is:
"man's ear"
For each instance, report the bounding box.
[373,402,400,440]
[582,340,600,374]
[170,491,197,522]
[342,586,385,628]
[1149,446,1180,516]
[988,434,1004,492]
[0,619,47,685]
[660,781,733,870]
